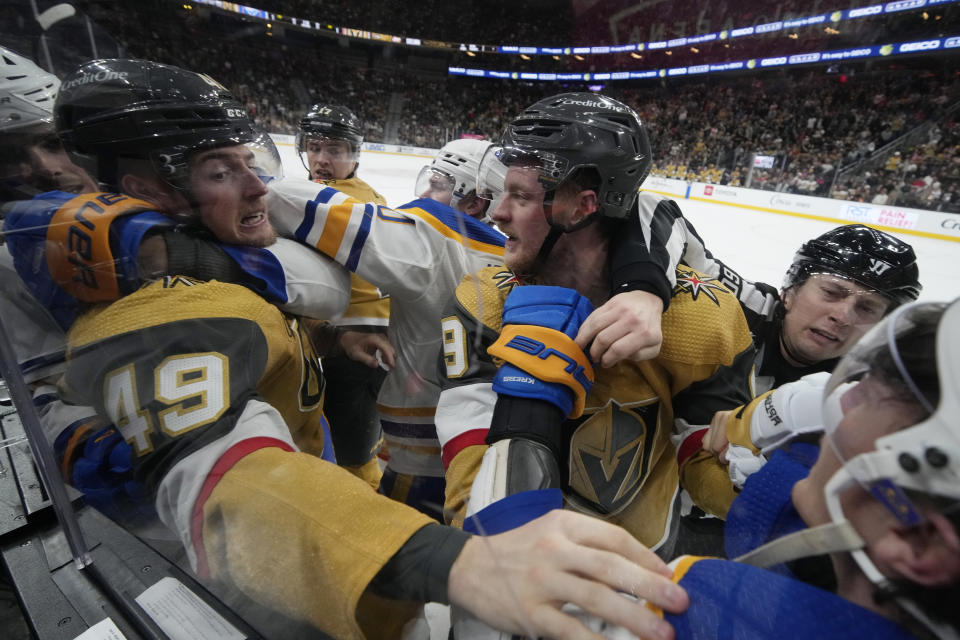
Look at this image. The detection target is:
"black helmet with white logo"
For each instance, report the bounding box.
[55,58,277,190]
[783,224,921,307]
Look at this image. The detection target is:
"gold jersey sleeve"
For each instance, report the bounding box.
[65,278,433,638]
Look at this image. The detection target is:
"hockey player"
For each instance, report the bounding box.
[0,46,73,383]
[433,93,755,559]
[269,122,681,524]
[598,298,959,639]
[26,59,689,640]
[678,224,922,519]
[415,138,497,223]
[16,60,684,530]
[296,103,392,489]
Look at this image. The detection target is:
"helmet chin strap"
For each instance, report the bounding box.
[526,193,599,278]
[779,331,819,367]
[737,457,958,640]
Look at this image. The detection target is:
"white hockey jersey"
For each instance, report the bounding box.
[266,177,505,477]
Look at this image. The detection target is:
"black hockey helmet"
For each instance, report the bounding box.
[295,103,363,177]
[783,224,921,308]
[483,92,651,219]
[55,58,280,191]
[296,104,363,151]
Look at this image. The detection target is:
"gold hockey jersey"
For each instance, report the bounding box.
[436,265,755,550]
[63,278,432,639]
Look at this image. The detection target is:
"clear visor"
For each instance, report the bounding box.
[796,272,891,327]
[821,301,950,525]
[476,144,567,203]
[296,134,360,176]
[245,130,284,186]
[150,130,283,191]
[0,95,55,134]
[414,165,455,205]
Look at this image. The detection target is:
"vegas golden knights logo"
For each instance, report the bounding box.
[568,399,658,515]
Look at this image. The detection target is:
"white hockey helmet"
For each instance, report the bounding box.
[416,138,492,211]
[737,299,959,639]
[819,298,959,637]
[0,46,59,132]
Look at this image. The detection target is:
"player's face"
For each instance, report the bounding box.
[305,137,356,181]
[418,171,454,206]
[780,274,889,365]
[188,145,275,247]
[26,140,97,194]
[792,375,926,531]
[489,166,550,273]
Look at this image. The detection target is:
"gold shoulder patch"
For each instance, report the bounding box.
[455,266,518,332]
[660,266,753,366]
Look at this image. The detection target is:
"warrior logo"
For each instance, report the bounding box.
[674,268,727,305]
[867,258,892,275]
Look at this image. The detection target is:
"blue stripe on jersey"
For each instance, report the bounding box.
[32,391,60,408]
[298,187,338,242]
[380,419,439,440]
[220,244,289,304]
[399,198,505,248]
[19,351,66,378]
[345,203,374,272]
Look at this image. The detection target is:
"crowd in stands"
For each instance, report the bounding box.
[34,1,960,212]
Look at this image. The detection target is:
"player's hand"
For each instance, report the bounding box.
[338,330,396,369]
[447,510,687,640]
[576,290,663,368]
[136,232,168,279]
[703,409,734,462]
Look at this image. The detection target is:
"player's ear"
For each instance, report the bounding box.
[121,173,165,203]
[782,285,796,311]
[568,189,599,226]
[461,195,485,219]
[121,173,188,219]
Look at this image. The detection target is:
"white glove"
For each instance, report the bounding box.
[750,372,829,454]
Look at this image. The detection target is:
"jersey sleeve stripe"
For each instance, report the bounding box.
[676,427,708,467]
[345,203,374,272]
[190,436,295,578]
[377,404,438,418]
[380,419,438,439]
[442,429,488,469]
[400,204,505,256]
[297,190,323,242]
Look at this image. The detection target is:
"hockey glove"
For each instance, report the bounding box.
[70,425,152,521]
[488,285,595,418]
[44,192,172,302]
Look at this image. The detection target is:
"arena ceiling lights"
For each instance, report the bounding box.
[186,0,959,59]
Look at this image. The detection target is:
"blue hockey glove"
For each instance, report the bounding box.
[488,286,595,418]
[71,425,152,521]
